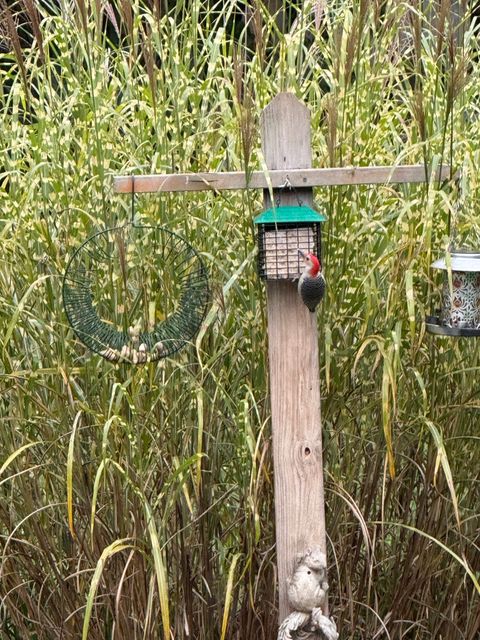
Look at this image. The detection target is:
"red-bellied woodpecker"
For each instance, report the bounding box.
[298,250,325,312]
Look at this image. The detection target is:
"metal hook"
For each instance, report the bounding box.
[274,175,304,207]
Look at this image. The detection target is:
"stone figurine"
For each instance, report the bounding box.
[278,547,339,640]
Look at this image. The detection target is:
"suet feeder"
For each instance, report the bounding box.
[426,250,480,337]
[254,205,327,280]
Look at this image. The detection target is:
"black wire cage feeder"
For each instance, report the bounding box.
[63,215,210,364]
[254,205,327,280]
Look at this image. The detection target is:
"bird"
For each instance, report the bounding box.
[287,547,329,613]
[297,250,326,312]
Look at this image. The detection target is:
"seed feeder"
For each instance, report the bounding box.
[254,205,327,280]
[63,184,209,363]
[426,250,480,337]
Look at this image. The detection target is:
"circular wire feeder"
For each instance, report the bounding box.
[62,225,209,363]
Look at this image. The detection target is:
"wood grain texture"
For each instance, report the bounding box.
[262,93,327,625]
[113,164,451,193]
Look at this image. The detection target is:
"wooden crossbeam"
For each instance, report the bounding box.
[113,164,451,194]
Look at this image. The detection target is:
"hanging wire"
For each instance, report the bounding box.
[448,167,464,251]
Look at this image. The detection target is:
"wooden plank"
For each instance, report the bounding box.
[262,93,327,627]
[113,164,451,193]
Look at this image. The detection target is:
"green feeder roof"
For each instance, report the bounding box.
[254,205,327,225]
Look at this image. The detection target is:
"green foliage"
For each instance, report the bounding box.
[0,1,479,639]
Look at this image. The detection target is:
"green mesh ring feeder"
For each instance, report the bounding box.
[62,224,209,363]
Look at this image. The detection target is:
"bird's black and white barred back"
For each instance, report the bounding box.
[297,251,326,312]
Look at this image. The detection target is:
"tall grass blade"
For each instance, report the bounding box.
[423,418,462,531]
[144,498,170,640]
[3,275,49,349]
[0,442,40,476]
[66,411,82,540]
[82,539,135,640]
[220,553,241,640]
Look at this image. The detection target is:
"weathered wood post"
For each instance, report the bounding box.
[261,93,327,624]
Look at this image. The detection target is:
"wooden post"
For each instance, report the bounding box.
[261,93,327,625]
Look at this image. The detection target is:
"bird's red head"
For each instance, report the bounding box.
[298,249,322,276]
[305,253,321,276]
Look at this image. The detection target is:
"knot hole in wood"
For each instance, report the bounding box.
[295,440,320,466]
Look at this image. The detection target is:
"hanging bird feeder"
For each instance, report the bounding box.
[254,205,327,280]
[426,250,480,337]
[63,224,209,363]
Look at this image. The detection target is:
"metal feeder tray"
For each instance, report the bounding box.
[425,314,480,337]
[63,225,209,363]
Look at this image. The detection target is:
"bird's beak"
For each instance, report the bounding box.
[298,249,306,259]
